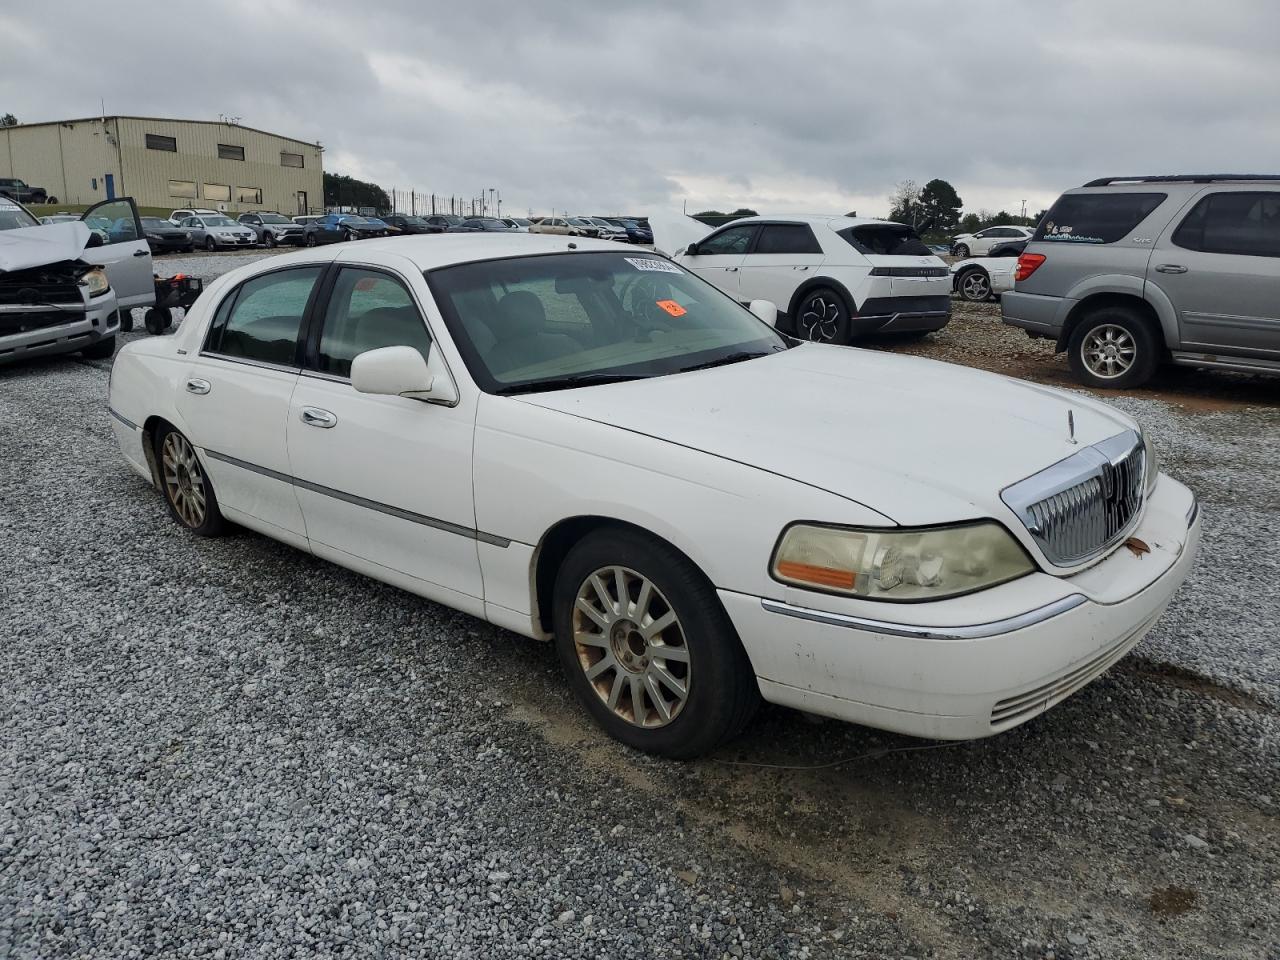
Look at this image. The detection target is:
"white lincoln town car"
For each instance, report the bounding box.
[107,234,1200,758]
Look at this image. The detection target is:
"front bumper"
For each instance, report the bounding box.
[721,475,1200,739]
[0,292,120,364]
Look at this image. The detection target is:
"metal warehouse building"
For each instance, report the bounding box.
[0,115,324,215]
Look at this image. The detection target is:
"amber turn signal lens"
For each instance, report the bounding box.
[775,561,856,590]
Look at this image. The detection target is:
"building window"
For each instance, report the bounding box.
[236,186,263,204]
[169,180,197,199]
[280,152,304,168]
[218,143,245,162]
[146,133,177,152]
[203,183,231,202]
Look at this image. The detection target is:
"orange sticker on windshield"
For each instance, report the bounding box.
[656,299,686,317]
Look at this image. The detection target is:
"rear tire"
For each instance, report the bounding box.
[80,335,115,360]
[956,267,992,302]
[46,196,58,205]
[793,286,852,344]
[1067,306,1160,389]
[305,233,317,247]
[155,425,226,537]
[552,527,759,759]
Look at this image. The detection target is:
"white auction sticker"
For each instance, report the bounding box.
[624,257,682,274]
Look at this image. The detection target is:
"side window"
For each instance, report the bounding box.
[315,268,432,378]
[207,267,322,366]
[754,224,822,255]
[85,200,138,244]
[697,225,757,255]
[1172,192,1280,259]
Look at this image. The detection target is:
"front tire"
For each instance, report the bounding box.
[1067,306,1160,389]
[952,243,970,258]
[305,233,317,247]
[552,527,759,759]
[155,426,226,536]
[956,267,992,302]
[204,236,216,251]
[793,287,852,344]
[264,233,276,248]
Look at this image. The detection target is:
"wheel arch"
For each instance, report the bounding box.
[1057,291,1165,353]
[530,514,722,638]
[784,276,857,328]
[953,263,990,291]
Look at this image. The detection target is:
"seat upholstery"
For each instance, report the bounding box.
[486,291,579,375]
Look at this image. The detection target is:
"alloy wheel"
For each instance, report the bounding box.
[960,271,990,301]
[798,296,843,342]
[1081,324,1137,379]
[572,566,690,728]
[161,432,208,528]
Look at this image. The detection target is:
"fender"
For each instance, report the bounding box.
[786,275,859,321]
[1053,273,1178,348]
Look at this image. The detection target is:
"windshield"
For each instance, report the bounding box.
[205,216,237,227]
[142,218,173,228]
[0,199,39,231]
[259,214,292,224]
[342,216,370,224]
[401,216,427,225]
[568,218,592,226]
[427,251,787,394]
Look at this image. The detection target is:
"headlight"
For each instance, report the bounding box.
[80,267,110,296]
[1143,433,1159,496]
[771,521,1034,602]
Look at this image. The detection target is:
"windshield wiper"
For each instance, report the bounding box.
[677,351,772,373]
[495,373,647,395]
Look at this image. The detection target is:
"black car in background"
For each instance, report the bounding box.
[449,217,516,233]
[382,214,442,235]
[303,214,389,246]
[599,217,653,244]
[140,217,194,253]
[424,214,466,232]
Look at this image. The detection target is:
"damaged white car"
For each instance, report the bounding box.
[1,196,153,364]
[650,211,952,342]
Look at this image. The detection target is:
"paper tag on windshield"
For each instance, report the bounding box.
[625,257,681,274]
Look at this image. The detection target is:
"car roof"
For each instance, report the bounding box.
[343,233,627,269]
[723,214,904,231]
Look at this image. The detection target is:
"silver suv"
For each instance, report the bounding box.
[1002,175,1280,388]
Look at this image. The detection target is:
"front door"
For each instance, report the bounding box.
[737,222,824,308]
[78,197,153,309]
[678,223,757,300]
[286,264,484,600]
[1153,190,1280,359]
[176,264,324,541]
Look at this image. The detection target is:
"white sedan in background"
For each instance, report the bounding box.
[950,225,1033,258]
[950,241,1026,301]
[108,234,1199,758]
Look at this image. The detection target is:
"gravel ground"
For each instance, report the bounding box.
[1,253,1278,958]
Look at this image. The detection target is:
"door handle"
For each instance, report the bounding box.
[793,265,809,270]
[725,266,738,272]
[300,406,337,428]
[1155,264,1188,274]
[185,378,210,395]
[132,249,149,257]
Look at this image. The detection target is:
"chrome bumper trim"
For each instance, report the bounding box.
[108,407,139,431]
[1186,495,1199,528]
[760,594,1087,640]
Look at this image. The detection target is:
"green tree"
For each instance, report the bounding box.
[728,207,758,217]
[0,113,17,127]
[918,179,963,233]
[958,212,982,233]
[693,210,726,217]
[323,172,391,212]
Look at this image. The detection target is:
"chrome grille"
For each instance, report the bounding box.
[1002,430,1146,566]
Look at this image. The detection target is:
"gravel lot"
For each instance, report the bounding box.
[2,251,1277,958]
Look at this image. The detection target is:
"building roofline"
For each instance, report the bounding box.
[1,115,323,150]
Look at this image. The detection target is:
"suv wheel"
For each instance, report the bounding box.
[1067,307,1160,389]
[552,527,759,759]
[794,287,851,344]
[956,267,991,302]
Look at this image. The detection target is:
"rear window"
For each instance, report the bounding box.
[839,224,931,256]
[0,198,38,231]
[1035,192,1166,245]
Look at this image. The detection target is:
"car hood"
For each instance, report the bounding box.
[0,222,91,272]
[647,210,712,257]
[516,344,1136,526]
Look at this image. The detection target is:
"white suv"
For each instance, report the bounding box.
[950,225,1033,258]
[655,214,951,342]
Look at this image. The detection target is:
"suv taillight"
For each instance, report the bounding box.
[1015,253,1046,282]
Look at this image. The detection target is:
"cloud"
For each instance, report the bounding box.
[2,0,1276,218]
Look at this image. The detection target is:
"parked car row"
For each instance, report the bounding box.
[528,216,652,243]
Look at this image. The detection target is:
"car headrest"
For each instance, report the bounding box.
[490,291,547,340]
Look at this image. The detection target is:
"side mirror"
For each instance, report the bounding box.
[685,243,699,256]
[747,299,779,326]
[351,345,458,405]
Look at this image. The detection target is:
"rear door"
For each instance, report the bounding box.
[78,197,154,309]
[679,224,757,300]
[1152,189,1280,358]
[176,264,324,539]
[738,223,824,308]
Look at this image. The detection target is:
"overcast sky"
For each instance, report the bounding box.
[3,1,1277,219]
